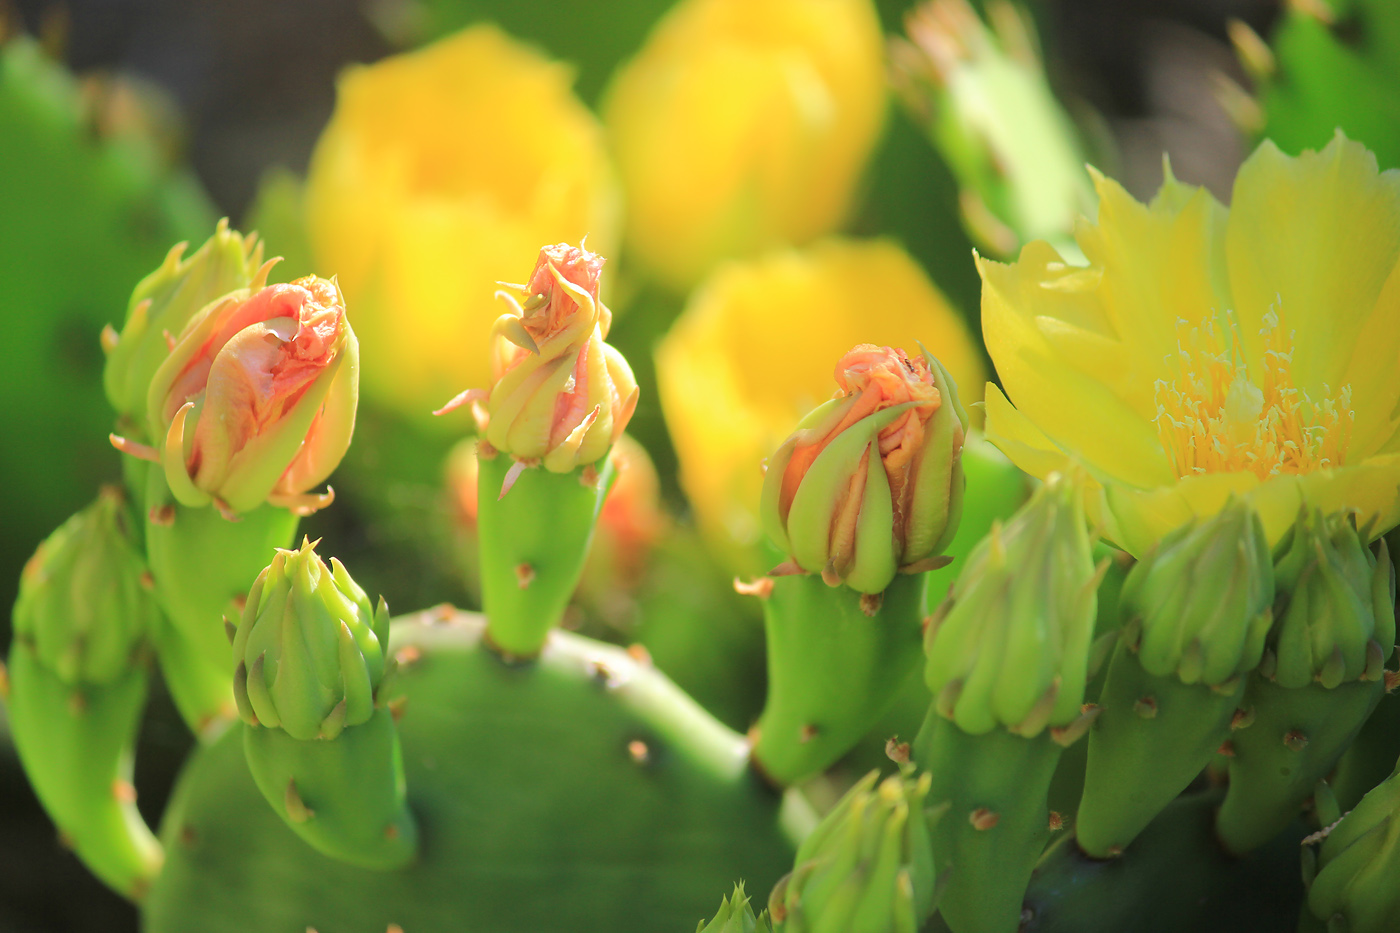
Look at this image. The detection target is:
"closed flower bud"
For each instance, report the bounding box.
[605,0,886,289]
[1121,498,1275,685]
[102,220,263,425]
[698,883,771,933]
[439,242,638,473]
[1270,508,1396,690]
[1306,753,1400,933]
[12,486,157,685]
[923,471,1098,737]
[132,271,359,516]
[305,26,619,419]
[770,770,940,933]
[760,344,967,595]
[231,537,390,742]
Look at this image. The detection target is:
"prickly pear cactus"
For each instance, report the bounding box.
[146,609,797,932]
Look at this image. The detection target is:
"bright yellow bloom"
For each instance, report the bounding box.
[603,0,886,290]
[305,26,620,421]
[658,238,985,568]
[982,133,1400,555]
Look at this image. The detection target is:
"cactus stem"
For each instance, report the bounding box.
[860,592,883,616]
[284,780,313,823]
[627,739,650,765]
[514,563,535,589]
[1284,729,1309,752]
[799,724,820,743]
[112,779,137,803]
[733,577,775,599]
[969,808,1000,831]
[148,505,175,526]
[1133,696,1158,719]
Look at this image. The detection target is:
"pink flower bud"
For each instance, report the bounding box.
[134,272,359,516]
[437,242,639,474]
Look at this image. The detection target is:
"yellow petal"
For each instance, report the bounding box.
[980,250,1177,488]
[981,382,1067,480]
[1105,472,1260,557]
[1226,133,1400,398]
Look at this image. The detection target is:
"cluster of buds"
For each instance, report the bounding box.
[437,242,638,480]
[761,343,966,596]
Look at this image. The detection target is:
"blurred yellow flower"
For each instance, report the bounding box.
[658,238,985,568]
[305,26,620,421]
[603,0,886,291]
[982,133,1400,555]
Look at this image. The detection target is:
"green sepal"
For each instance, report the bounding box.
[758,397,849,558]
[913,711,1061,933]
[1076,641,1243,857]
[1307,753,1400,933]
[242,705,418,870]
[1217,675,1383,854]
[475,450,617,657]
[752,571,925,785]
[143,463,297,735]
[902,349,968,565]
[698,882,772,933]
[152,616,240,739]
[4,644,162,899]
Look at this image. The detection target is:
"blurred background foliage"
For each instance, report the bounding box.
[7,0,1397,928]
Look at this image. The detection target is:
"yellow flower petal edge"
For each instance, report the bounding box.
[983,132,1400,554]
[305,25,620,423]
[657,238,985,570]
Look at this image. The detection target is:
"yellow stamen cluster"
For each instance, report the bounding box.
[1154,308,1353,479]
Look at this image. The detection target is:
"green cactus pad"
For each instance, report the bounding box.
[913,713,1060,933]
[142,463,298,735]
[1216,676,1382,855]
[751,571,925,785]
[1019,788,1305,933]
[1075,642,1244,857]
[144,609,796,932]
[5,645,162,899]
[475,450,617,657]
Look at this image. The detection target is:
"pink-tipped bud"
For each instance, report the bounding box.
[137,274,359,516]
[438,242,639,473]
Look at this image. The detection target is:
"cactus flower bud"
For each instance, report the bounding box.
[1078,501,1276,857]
[1217,508,1395,855]
[12,486,158,685]
[234,539,416,869]
[231,537,389,741]
[924,471,1098,737]
[6,489,162,897]
[1270,508,1395,691]
[132,271,359,517]
[102,219,263,426]
[760,344,967,596]
[1305,753,1400,933]
[769,770,941,933]
[439,241,638,474]
[698,883,772,933]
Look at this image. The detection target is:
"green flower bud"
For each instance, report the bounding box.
[1269,508,1395,690]
[12,486,157,685]
[697,883,772,933]
[102,219,262,426]
[761,344,967,595]
[923,471,1098,737]
[1306,754,1400,932]
[1120,498,1275,686]
[769,770,940,933]
[231,537,390,741]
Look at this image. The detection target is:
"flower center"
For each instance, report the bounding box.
[1153,309,1352,480]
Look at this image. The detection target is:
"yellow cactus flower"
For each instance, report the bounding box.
[603,0,886,290]
[658,238,985,569]
[981,133,1400,555]
[305,26,620,421]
